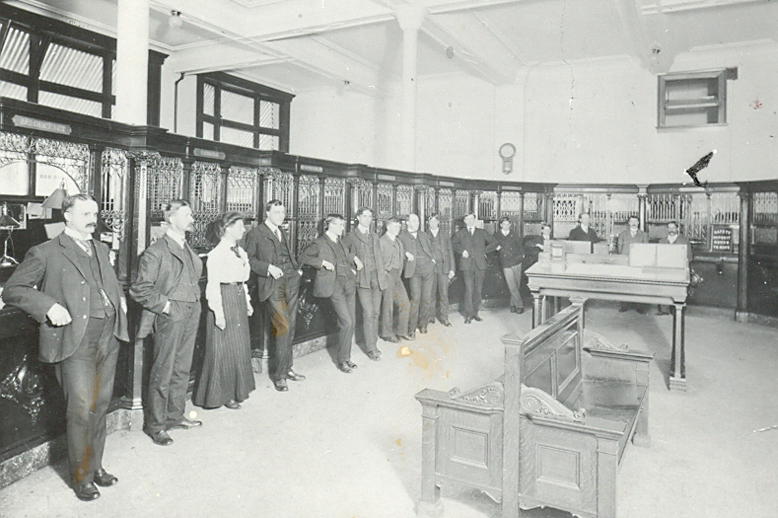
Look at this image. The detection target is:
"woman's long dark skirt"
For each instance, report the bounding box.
[194,283,255,408]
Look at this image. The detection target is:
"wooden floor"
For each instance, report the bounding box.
[1,302,777,518]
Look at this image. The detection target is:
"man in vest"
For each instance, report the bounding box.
[4,194,129,500]
[379,217,411,342]
[242,200,305,392]
[343,207,384,360]
[398,213,436,337]
[131,200,203,446]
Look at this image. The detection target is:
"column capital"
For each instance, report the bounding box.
[395,5,427,32]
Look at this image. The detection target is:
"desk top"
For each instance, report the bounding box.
[525,261,690,284]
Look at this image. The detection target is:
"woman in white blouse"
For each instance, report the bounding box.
[193,212,255,410]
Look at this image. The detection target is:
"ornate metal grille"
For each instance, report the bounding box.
[710,192,739,225]
[226,166,259,218]
[438,188,453,236]
[523,192,542,221]
[553,193,580,222]
[396,185,414,218]
[647,193,678,222]
[297,174,321,252]
[375,183,394,234]
[189,162,223,249]
[500,191,522,227]
[100,148,129,239]
[424,187,436,218]
[607,194,639,224]
[679,193,708,246]
[478,191,498,222]
[350,178,373,216]
[453,190,470,220]
[0,132,29,165]
[262,168,293,209]
[146,155,184,219]
[753,192,778,225]
[34,138,90,193]
[323,177,346,215]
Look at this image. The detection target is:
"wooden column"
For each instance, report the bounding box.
[736,190,750,322]
[670,303,686,391]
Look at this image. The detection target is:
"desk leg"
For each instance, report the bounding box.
[670,303,687,391]
[532,293,542,329]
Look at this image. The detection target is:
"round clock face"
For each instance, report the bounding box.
[499,143,516,159]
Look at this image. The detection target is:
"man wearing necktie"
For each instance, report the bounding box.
[617,215,649,313]
[131,200,204,446]
[242,199,305,392]
[452,213,499,323]
[398,213,436,337]
[3,194,129,501]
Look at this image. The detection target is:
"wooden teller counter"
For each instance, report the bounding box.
[1,97,777,485]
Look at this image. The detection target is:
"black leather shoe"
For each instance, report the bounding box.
[345,360,358,369]
[148,430,173,446]
[381,335,400,343]
[225,400,242,410]
[464,317,471,324]
[168,417,202,430]
[337,362,353,373]
[441,320,452,327]
[287,370,306,382]
[656,310,670,316]
[419,326,428,334]
[93,469,118,487]
[274,379,289,392]
[473,315,483,322]
[367,351,382,361]
[516,307,525,314]
[74,482,100,501]
[398,334,414,341]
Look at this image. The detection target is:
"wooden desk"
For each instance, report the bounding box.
[525,261,690,391]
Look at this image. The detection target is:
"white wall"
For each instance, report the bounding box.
[158,41,777,184]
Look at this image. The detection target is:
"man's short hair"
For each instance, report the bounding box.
[386,216,402,226]
[667,220,679,228]
[61,193,95,214]
[463,212,476,220]
[578,212,590,221]
[541,222,552,230]
[427,213,440,222]
[500,216,512,225]
[355,206,373,218]
[324,213,345,230]
[628,215,640,223]
[162,199,190,223]
[265,199,284,214]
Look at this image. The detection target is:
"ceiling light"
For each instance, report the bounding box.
[168,10,183,29]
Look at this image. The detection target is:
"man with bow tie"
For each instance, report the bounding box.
[398,213,436,337]
[242,199,305,392]
[131,200,203,446]
[3,194,129,501]
[452,213,498,324]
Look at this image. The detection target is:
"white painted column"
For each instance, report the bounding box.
[395,7,426,172]
[115,0,149,125]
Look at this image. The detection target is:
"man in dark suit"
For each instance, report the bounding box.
[617,215,650,313]
[494,217,526,314]
[242,199,305,392]
[3,194,129,501]
[343,207,384,360]
[657,220,693,315]
[379,217,411,342]
[130,200,203,446]
[568,212,602,251]
[300,214,362,373]
[426,213,455,326]
[398,213,436,337]
[452,212,498,323]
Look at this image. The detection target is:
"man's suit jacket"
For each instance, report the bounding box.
[242,222,301,303]
[451,227,498,271]
[379,234,405,274]
[3,233,129,363]
[130,234,204,339]
[427,229,455,275]
[398,230,435,279]
[343,227,386,290]
[568,225,601,244]
[662,233,693,261]
[299,235,357,298]
[617,229,649,255]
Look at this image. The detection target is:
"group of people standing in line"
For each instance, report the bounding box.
[2,191,687,502]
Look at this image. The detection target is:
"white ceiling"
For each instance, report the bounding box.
[10,0,778,94]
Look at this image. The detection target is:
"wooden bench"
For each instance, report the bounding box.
[415,297,653,518]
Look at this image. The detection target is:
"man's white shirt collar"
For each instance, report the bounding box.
[166,229,186,248]
[64,227,92,242]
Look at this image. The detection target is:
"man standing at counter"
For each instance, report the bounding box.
[3,194,129,501]
[617,215,649,313]
[130,200,203,447]
[568,213,601,251]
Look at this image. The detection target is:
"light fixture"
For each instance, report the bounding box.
[41,180,67,210]
[168,10,183,29]
[0,202,21,268]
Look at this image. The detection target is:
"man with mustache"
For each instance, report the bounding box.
[3,194,129,501]
[657,220,693,315]
[131,200,203,446]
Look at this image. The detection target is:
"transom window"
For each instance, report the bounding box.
[196,72,293,152]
